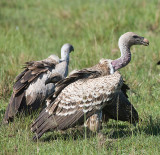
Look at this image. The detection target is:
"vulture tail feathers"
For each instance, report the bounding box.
[3,97,13,124]
[31,108,97,140]
[31,110,50,132]
[31,111,58,140]
[3,91,25,124]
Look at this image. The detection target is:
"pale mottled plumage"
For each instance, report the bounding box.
[31,69,122,140]
[3,43,74,124]
[31,32,149,139]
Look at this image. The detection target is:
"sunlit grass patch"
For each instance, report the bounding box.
[0,0,160,154]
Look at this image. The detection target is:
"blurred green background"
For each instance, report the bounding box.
[0,0,160,154]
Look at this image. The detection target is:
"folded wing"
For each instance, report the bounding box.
[31,71,123,140]
[3,58,58,124]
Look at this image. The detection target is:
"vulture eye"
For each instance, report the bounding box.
[133,35,139,38]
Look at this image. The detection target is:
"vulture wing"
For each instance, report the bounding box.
[102,90,139,123]
[31,71,123,140]
[3,59,58,124]
[48,60,111,102]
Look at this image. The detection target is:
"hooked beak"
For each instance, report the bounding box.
[71,47,74,52]
[141,38,149,46]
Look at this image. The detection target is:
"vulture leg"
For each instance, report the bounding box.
[84,111,102,133]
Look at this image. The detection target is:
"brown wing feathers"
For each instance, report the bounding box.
[121,82,130,98]
[32,107,97,140]
[47,62,110,101]
[102,91,139,123]
[102,81,139,123]
[3,60,56,123]
[4,90,25,123]
[13,61,53,93]
[53,69,101,99]
[31,71,122,140]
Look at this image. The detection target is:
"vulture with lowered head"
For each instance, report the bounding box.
[3,43,74,124]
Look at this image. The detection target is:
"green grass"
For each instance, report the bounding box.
[0,0,160,154]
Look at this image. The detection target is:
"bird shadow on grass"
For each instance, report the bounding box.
[0,109,5,116]
[0,109,5,122]
[102,123,138,139]
[35,115,160,142]
[41,127,85,142]
[103,115,160,139]
[139,115,160,136]
[39,125,132,142]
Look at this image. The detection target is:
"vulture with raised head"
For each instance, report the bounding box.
[3,43,74,124]
[31,32,149,140]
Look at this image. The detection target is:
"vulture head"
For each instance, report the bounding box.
[118,32,149,48]
[112,32,149,71]
[61,43,74,61]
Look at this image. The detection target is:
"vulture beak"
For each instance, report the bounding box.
[141,38,149,46]
[71,47,74,52]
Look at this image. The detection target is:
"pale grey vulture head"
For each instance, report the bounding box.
[61,43,74,62]
[118,32,149,47]
[45,43,74,85]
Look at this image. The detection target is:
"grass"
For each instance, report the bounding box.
[0,0,160,154]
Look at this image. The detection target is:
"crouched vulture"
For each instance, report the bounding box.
[3,43,74,124]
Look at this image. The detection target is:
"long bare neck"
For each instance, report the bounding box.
[111,43,131,71]
[62,61,69,78]
[56,61,69,78]
[61,51,70,62]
